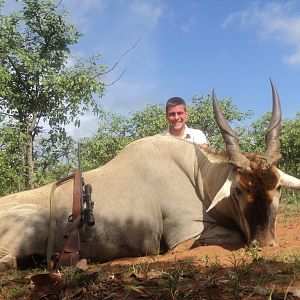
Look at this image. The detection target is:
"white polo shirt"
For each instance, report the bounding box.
[166,125,208,145]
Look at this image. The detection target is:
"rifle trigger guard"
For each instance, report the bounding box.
[67,214,73,223]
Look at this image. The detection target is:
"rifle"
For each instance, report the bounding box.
[52,143,95,269]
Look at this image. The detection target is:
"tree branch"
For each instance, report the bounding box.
[0,111,19,118]
[7,56,28,91]
[102,36,142,76]
[99,37,142,86]
[103,69,126,87]
[34,10,56,58]
[65,38,141,99]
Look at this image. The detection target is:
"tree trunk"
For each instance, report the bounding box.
[24,113,37,190]
[25,132,34,190]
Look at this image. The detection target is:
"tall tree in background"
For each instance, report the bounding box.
[80,96,252,170]
[242,112,300,178]
[0,0,106,189]
[81,112,133,170]
[0,122,27,194]
[188,95,253,149]
[280,112,300,177]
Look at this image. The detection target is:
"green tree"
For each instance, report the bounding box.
[0,122,27,195]
[278,113,300,176]
[236,112,300,176]
[128,104,166,138]
[33,131,77,186]
[81,112,134,170]
[280,113,300,203]
[230,113,272,156]
[81,95,252,169]
[0,0,107,189]
[188,95,253,149]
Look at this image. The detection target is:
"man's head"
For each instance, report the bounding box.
[166,97,188,137]
[165,97,187,112]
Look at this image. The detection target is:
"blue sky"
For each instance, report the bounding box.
[5,0,300,136]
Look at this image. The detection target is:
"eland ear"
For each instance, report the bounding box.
[206,172,234,212]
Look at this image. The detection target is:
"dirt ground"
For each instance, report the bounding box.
[1,213,300,299]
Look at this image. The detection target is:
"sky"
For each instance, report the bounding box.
[4,0,300,137]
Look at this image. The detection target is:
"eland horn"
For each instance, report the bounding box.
[265,79,282,165]
[212,89,250,170]
[277,169,300,190]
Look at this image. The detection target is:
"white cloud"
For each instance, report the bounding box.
[222,1,300,67]
[283,47,300,66]
[59,0,107,14]
[129,0,164,27]
[181,17,195,33]
[58,0,107,33]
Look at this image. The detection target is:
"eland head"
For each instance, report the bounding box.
[207,79,300,246]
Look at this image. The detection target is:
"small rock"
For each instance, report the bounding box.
[292,289,300,298]
[0,255,17,272]
[253,285,269,296]
[76,258,89,271]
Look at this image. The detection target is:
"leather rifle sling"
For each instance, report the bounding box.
[56,169,82,267]
[47,174,75,263]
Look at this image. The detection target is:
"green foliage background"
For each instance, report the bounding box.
[0,90,299,197]
[0,0,299,197]
[0,0,107,189]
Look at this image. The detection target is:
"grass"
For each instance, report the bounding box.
[279,192,300,220]
[0,284,28,300]
[0,269,39,299]
[129,262,150,278]
[226,270,241,298]
[267,251,300,276]
[227,251,248,268]
[210,257,222,271]
[202,254,210,267]
[1,253,300,299]
[164,269,184,299]
[245,243,261,261]
[62,266,100,288]
[0,202,299,299]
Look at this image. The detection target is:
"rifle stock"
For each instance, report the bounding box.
[50,144,95,270]
[55,170,82,268]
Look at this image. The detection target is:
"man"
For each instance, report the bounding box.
[165,97,209,148]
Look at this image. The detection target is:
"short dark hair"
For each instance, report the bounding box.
[165,97,186,112]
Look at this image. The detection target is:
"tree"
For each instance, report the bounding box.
[81,95,252,170]
[188,95,253,149]
[0,0,107,189]
[128,104,167,138]
[127,95,252,146]
[0,122,27,195]
[81,112,134,170]
[239,113,272,154]
[280,113,300,203]
[33,132,77,186]
[237,112,300,177]
[280,113,300,177]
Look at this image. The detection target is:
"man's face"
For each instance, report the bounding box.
[166,104,188,133]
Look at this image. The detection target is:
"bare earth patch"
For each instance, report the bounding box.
[1,213,300,299]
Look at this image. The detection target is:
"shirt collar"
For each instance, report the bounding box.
[167,125,189,138]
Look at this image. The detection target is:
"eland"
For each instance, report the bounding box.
[0,80,299,271]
